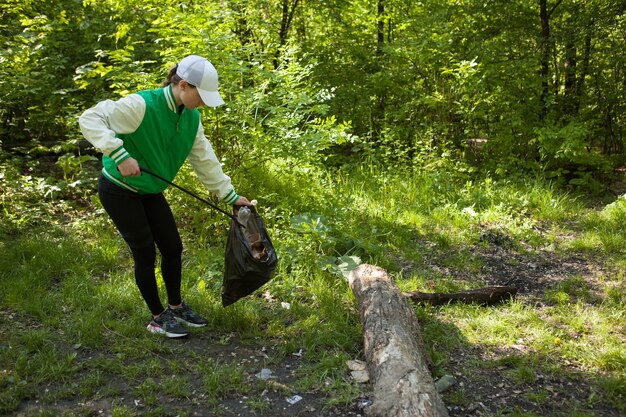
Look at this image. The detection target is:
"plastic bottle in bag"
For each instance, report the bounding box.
[237,206,266,260]
[237,206,251,226]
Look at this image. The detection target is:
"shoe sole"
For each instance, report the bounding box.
[147,323,188,338]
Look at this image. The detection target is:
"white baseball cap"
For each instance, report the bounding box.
[176,55,224,107]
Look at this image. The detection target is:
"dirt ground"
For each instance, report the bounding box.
[432,229,622,417]
[11,228,624,417]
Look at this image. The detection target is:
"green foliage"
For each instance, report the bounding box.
[0,155,98,240]
[574,196,626,255]
[2,151,626,415]
[0,2,625,413]
[215,47,357,168]
[2,0,625,182]
[0,0,99,143]
[535,120,613,187]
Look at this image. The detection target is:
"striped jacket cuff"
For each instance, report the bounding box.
[223,189,240,205]
[109,146,130,165]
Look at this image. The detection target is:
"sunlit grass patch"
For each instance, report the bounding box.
[199,358,249,402]
[602,271,626,307]
[429,283,625,412]
[1,160,624,415]
[544,275,596,305]
[294,349,363,409]
[439,299,538,347]
[0,237,74,320]
[571,197,626,259]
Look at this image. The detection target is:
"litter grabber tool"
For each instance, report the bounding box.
[139,166,245,227]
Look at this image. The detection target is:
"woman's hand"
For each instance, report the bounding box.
[118,158,141,177]
[234,196,256,207]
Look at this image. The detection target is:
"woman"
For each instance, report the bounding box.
[79,55,252,338]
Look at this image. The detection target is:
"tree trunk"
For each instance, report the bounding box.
[563,35,577,115]
[348,264,449,417]
[377,0,384,56]
[278,0,299,47]
[574,25,593,114]
[539,0,550,119]
[538,0,563,119]
[274,0,300,69]
[404,286,518,306]
[371,0,386,142]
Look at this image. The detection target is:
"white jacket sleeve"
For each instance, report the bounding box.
[78,94,145,164]
[187,122,240,205]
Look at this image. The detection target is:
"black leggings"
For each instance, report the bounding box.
[98,176,182,315]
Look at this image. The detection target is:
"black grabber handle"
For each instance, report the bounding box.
[139,166,245,227]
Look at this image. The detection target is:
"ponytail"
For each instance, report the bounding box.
[163,65,182,87]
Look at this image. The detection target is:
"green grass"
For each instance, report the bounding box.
[1,160,625,416]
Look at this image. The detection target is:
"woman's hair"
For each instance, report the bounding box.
[163,65,183,87]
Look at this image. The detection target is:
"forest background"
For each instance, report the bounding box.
[2,0,625,177]
[0,0,625,416]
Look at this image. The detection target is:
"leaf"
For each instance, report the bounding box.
[290,213,329,234]
[336,255,361,280]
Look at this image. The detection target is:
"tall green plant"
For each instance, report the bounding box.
[0,0,95,144]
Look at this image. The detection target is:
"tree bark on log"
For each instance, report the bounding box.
[348,264,449,417]
[404,286,517,306]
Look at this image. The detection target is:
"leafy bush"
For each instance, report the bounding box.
[536,120,614,188]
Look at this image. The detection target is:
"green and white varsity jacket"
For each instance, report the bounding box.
[78,85,240,205]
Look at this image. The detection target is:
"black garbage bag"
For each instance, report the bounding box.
[222,205,278,307]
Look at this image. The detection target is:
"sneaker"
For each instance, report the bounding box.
[170,302,208,328]
[147,309,189,338]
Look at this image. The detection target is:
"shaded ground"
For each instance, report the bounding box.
[9,322,365,417]
[8,229,624,417]
[424,228,622,417]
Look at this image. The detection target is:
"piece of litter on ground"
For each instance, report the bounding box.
[281,301,291,309]
[435,374,457,393]
[347,359,370,382]
[286,395,303,405]
[266,380,291,391]
[346,359,367,371]
[357,397,372,410]
[462,206,477,216]
[255,368,273,380]
[292,348,303,357]
[350,369,370,383]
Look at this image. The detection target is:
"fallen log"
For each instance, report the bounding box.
[404,286,518,306]
[348,264,449,417]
